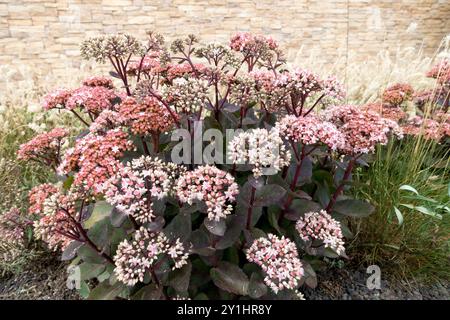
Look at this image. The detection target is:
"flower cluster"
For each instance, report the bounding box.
[118,96,177,136]
[228,128,291,177]
[58,129,134,193]
[89,110,123,133]
[323,105,402,154]
[246,234,304,293]
[0,207,29,246]
[81,34,144,63]
[401,116,449,141]
[165,62,208,83]
[229,32,278,59]
[33,189,79,251]
[82,76,114,89]
[362,102,408,122]
[426,59,450,86]
[114,227,189,286]
[162,78,209,114]
[296,210,345,255]
[28,183,59,216]
[276,115,345,151]
[195,43,240,68]
[128,53,163,75]
[17,127,68,167]
[42,88,72,110]
[382,83,414,106]
[103,156,184,224]
[176,165,239,221]
[66,85,118,115]
[322,75,346,101]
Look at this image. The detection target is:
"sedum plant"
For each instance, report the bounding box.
[2,32,406,300]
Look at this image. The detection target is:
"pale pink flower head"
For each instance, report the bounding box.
[246,234,304,293]
[89,110,123,133]
[276,114,345,151]
[322,75,346,101]
[18,127,69,167]
[33,189,81,251]
[228,128,291,177]
[118,96,177,136]
[28,183,59,216]
[103,156,185,224]
[42,88,73,110]
[322,105,402,154]
[296,210,345,255]
[82,76,114,89]
[382,83,414,106]
[114,227,189,286]
[176,165,239,221]
[66,85,118,114]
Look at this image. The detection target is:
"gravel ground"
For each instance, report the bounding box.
[304,267,449,300]
[1,258,448,300]
[0,253,79,300]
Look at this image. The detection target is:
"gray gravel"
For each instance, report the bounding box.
[303,267,449,300]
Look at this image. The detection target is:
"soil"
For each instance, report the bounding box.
[0,257,448,300]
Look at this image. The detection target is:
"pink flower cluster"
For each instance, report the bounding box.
[42,88,73,110]
[58,129,134,193]
[66,85,117,115]
[229,32,278,56]
[322,75,346,100]
[118,96,177,136]
[33,189,79,251]
[89,110,123,133]
[28,183,58,216]
[276,115,345,151]
[362,102,408,122]
[295,210,345,255]
[246,234,304,293]
[114,226,189,286]
[323,105,402,154]
[103,156,184,224]
[82,76,114,89]
[0,207,29,246]
[401,116,449,141]
[176,165,239,221]
[165,62,208,83]
[427,59,450,86]
[17,127,68,167]
[128,53,163,75]
[382,83,414,106]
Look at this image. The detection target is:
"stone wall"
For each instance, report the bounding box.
[0,0,449,78]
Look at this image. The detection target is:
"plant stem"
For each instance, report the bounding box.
[325,157,356,213]
[246,186,256,230]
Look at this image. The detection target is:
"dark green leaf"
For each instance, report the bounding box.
[210,262,249,295]
[333,199,375,217]
[88,281,124,300]
[168,261,192,293]
[204,218,226,236]
[61,240,83,261]
[248,272,267,298]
